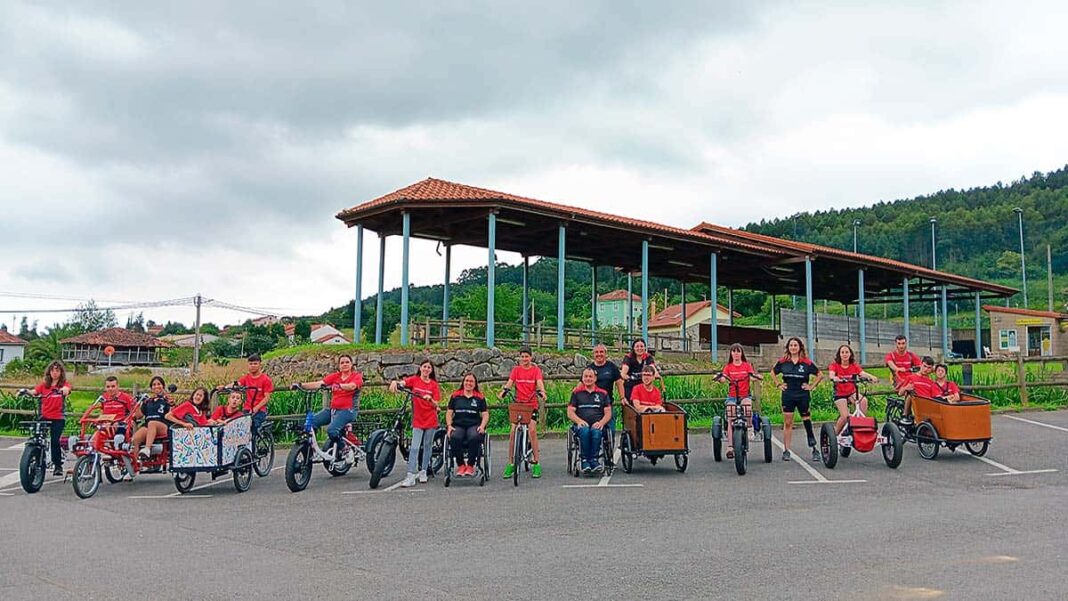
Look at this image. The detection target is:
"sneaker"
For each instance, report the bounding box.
[811,446,822,462]
[900,416,914,425]
[417,470,428,484]
[581,461,591,474]
[462,465,474,477]
[726,448,735,459]
[138,448,150,460]
[782,450,792,461]
[531,463,542,478]
[502,463,515,479]
[591,461,603,473]
[400,473,417,488]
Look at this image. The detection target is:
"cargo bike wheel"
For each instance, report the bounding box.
[232,448,254,493]
[174,471,196,494]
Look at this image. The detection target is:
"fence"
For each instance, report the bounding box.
[779,309,941,350]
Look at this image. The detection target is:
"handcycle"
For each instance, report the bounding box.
[886,390,992,460]
[14,388,67,494]
[618,394,689,474]
[220,383,275,477]
[284,384,368,492]
[366,384,445,489]
[442,425,492,487]
[710,372,773,476]
[819,375,903,469]
[501,388,542,487]
[169,392,256,495]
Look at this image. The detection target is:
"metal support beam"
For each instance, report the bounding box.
[858,269,866,364]
[591,265,598,345]
[728,288,734,327]
[975,290,983,359]
[354,224,363,343]
[487,212,496,348]
[902,278,910,341]
[442,244,451,345]
[680,281,687,352]
[805,257,815,356]
[627,273,634,336]
[522,256,529,342]
[641,240,650,343]
[375,234,385,344]
[400,212,411,346]
[557,225,566,351]
[710,252,718,362]
[941,285,949,358]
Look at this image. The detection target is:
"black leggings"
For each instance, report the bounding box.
[449,425,484,465]
[49,419,65,468]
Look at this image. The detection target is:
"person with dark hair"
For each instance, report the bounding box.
[828,345,879,434]
[770,337,823,462]
[567,368,612,473]
[389,359,442,487]
[80,376,136,475]
[33,361,70,476]
[886,335,921,387]
[131,376,172,460]
[296,354,363,460]
[500,347,546,479]
[446,373,489,477]
[896,356,938,422]
[715,343,761,458]
[167,387,215,428]
[620,339,659,401]
[932,364,961,403]
[237,353,273,431]
[212,389,246,421]
[630,366,665,413]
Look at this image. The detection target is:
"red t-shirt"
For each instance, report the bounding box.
[34,382,66,420]
[933,379,961,398]
[323,371,363,410]
[829,362,863,398]
[509,365,543,405]
[211,405,244,421]
[630,384,663,408]
[171,401,211,426]
[721,361,756,398]
[404,375,442,429]
[100,392,134,420]
[902,373,940,399]
[886,350,921,383]
[238,372,273,414]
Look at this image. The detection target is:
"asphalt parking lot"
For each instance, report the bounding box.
[1,411,1066,601]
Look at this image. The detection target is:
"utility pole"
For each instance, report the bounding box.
[930,217,938,328]
[1014,207,1027,307]
[192,293,203,374]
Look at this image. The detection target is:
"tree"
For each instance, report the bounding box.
[995,251,1022,277]
[125,312,145,333]
[295,320,312,341]
[69,300,117,334]
[200,323,221,336]
[17,317,38,341]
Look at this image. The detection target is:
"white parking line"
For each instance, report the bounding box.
[2,442,26,451]
[0,477,66,495]
[128,465,283,499]
[597,447,622,486]
[970,454,1058,477]
[1002,414,1068,433]
[0,471,23,489]
[770,435,866,485]
[562,483,644,489]
[128,494,214,499]
[342,488,426,495]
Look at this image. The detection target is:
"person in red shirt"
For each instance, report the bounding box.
[828,345,879,434]
[237,354,273,431]
[499,347,546,479]
[630,366,665,413]
[211,389,246,421]
[81,376,136,464]
[932,364,962,403]
[895,356,937,423]
[296,354,363,460]
[33,361,71,476]
[885,335,921,387]
[389,360,442,487]
[714,344,762,458]
[166,388,216,428]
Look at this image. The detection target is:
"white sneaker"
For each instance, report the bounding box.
[400,473,417,488]
[417,470,428,484]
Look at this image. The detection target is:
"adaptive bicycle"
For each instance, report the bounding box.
[819,375,903,469]
[14,389,66,494]
[366,384,445,489]
[710,372,773,476]
[284,384,367,492]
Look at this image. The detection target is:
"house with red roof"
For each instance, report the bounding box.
[595,290,643,328]
[646,300,741,350]
[60,328,173,366]
[0,327,27,371]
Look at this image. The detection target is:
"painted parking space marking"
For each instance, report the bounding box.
[1001,414,1068,433]
[970,453,1058,477]
[562,447,645,488]
[2,442,26,451]
[770,435,867,485]
[128,465,283,499]
[128,494,214,499]
[0,471,24,489]
[0,477,66,495]
[343,488,426,495]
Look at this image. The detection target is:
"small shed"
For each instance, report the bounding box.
[61,328,174,366]
[984,306,1068,357]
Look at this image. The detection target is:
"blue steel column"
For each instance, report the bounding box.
[940,285,949,358]
[627,273,634,336]
[557,225,566,350]
[354,224,363,343]
[974,291,983,358]
[858,269,867,364]
[805,257,815,356]
[591,265,598,345]
[375,234,386,344]
[521,256,529,342]
[902,278,910,341]
[680,281,687,352]
[710,252,718,362]
[641,240,649,343]
[400,212,411,346]
[487,213,497,347]
[442,244,451,346]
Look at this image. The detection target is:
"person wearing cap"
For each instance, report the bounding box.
[499,346,546,479]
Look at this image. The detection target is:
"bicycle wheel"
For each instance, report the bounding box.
[285,442,313,492]
[732,427,747,476]
[916,422,940,460]
[253,428,274,477]
[72,455,101,499]
[19,445,46,494]
[711,416,723,462]
[820,423,838,469]
[173,471,196,494]
[428,429,446,476]
[232,448,254,493]
[512,430,523,487]
[369,439,397,489]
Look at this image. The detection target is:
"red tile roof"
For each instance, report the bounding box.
[983,305,1067,320]
[60,328,173,348]
[0,330,27,345]
[314,332,350,344]
[597,290,641,302]
[646,300,739,329]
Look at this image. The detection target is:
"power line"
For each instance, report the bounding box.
[0,295,278,317]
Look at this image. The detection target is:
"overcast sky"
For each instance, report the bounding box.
[3,1,1068,330]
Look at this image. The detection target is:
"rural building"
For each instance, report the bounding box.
[984,306,1067,357]
[158,333,220,348]
[60,328,173,366]
[646,300,739,350]
[312,324,350,345]
[0,328,27,371]
[595,290,643,328]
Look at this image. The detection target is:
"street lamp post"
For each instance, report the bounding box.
[930,217,938,330]
[852,219,861,253]
[1014,207,1028,307]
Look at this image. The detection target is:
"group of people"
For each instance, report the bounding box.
[27,333,961,483]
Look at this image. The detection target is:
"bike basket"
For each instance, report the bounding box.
[849,415,878,452]
[508,403,535,425]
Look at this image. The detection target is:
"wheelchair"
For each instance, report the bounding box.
[566,423,615,477]
[442,427,491,487]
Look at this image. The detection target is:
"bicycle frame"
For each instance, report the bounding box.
[834,376,889,449]
[294,387,366,464]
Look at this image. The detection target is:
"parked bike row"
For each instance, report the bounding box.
[10,334,992,497]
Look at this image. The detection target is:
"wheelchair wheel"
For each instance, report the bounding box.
[762,418,773,463]
[966,441,989,457]
[483,436,492,479]
[711,416,723,462]
[619,432,634,473]
[602,432,615,475]
[882,422,904,469]
[916,422,940,460]
[674,453,688,473]
[820,423,838,469]
[566,429,577,476]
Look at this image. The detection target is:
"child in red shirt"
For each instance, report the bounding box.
[212,389,246,422]
[630,366,665,413]
[828,345,879,434]
[166,388,215,428]
[499,347,546,479]
[389,360,442,487]
[932,364,962,403]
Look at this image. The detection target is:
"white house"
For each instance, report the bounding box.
[311,324,350,345]
[0,328,28,371]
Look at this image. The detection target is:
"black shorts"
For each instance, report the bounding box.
[781,395,810,415]
[833,395,857,404]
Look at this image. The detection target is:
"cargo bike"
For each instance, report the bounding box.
[885,391,992,460]
[168,412,256,495]
[618,397,689,473]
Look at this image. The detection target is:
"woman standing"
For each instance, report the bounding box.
[446,373,489,477]
[770,337,823,462]
[33,361,71,476]
[389,359,441,487]
[620,339,659,401]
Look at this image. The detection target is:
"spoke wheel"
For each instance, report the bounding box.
[619,432,634,473]
[232,448,254,493]
[674,453,688,473]
[19,445,46,494]
[104,463,126,484]
[966,440,989,457]
[174,472,196,494]
[253,429,274,477]
[72,455,101,499]
[916,422,940,460]
[427,430,446,476]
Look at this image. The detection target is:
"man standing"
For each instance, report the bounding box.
[886,335,921,387]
